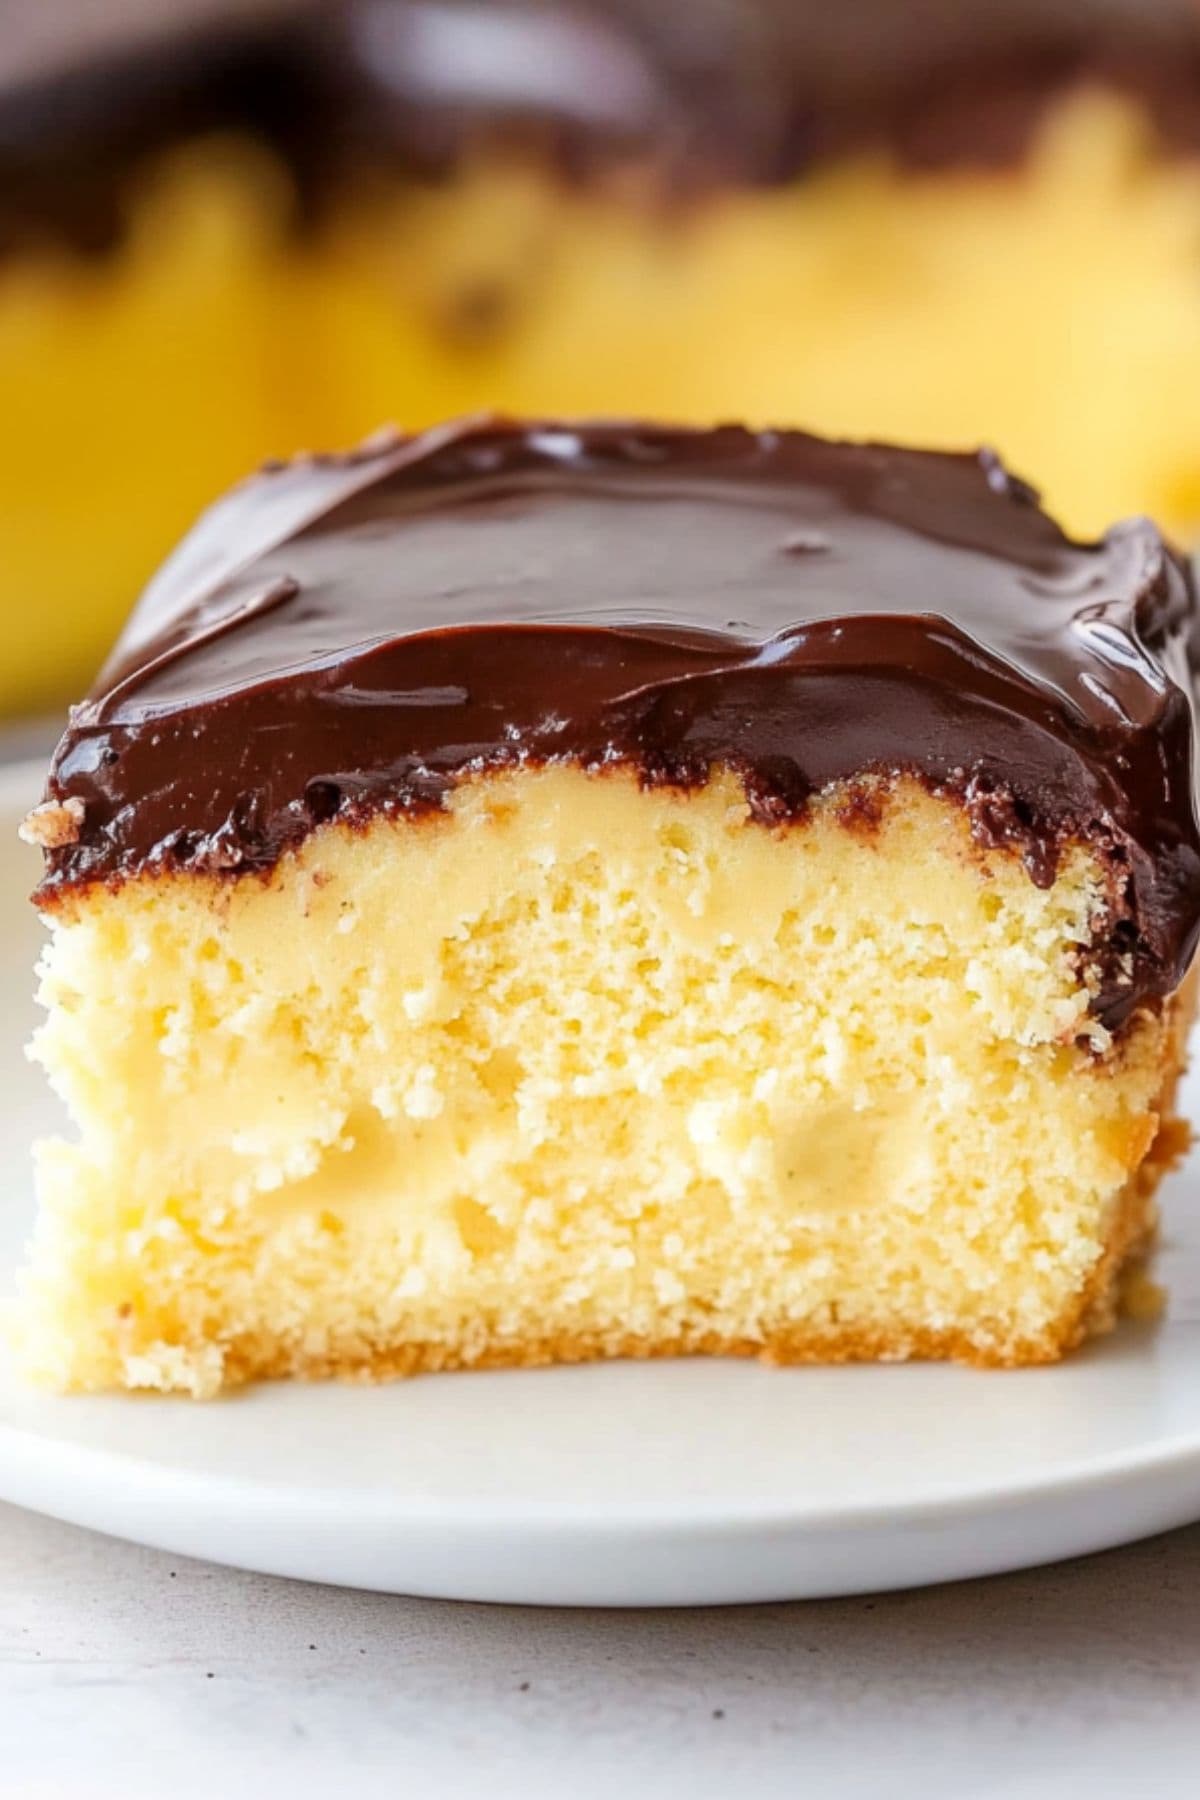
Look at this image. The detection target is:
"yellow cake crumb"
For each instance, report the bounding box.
[12,767,1191,1396]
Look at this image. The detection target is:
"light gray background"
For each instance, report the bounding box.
[3,1503,1199,1800]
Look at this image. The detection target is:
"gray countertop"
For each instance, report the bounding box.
[0,718,59,767]
[3,1501,1199,1799]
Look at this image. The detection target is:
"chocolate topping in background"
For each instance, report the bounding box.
[7,0,1200,249]
[38,417,1200,1033]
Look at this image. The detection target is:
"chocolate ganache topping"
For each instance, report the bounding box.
[37,417,1200,1028]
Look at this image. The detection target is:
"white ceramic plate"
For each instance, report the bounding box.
[3,761,1200,1606]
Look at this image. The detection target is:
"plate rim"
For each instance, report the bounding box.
[4,1334,1200,1537]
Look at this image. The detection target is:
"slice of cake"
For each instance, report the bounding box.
[14,417,1200,1396]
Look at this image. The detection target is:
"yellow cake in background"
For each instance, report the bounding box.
[8,1,1200,710]
[13,419,1200,1394]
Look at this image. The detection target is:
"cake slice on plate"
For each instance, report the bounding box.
[14,417,1200,1394]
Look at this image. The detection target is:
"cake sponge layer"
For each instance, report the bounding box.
[15,768,1190,1395]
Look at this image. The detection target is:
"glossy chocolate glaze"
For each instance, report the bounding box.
[37,417,1200,1031]
[7,1,1200,251]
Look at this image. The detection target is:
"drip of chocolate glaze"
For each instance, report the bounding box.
[36,416,1200,1033]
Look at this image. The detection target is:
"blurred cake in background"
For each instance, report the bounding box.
[8,0,1200,710]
